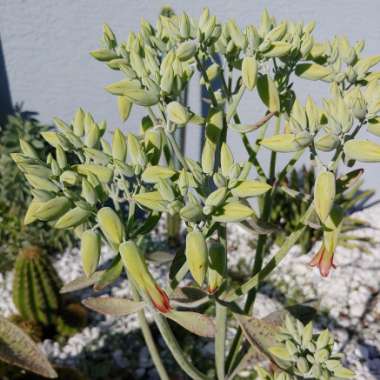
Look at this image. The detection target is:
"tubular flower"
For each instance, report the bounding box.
[120,240,171,313]
[309,206,343,277]
[309,243,336,277]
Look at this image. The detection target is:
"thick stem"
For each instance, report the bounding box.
[130,282,170,380]
[153,313,209,380]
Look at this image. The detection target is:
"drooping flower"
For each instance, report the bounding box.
[120,240,171,313]
[309,206,343,277]
[309,243,336,277]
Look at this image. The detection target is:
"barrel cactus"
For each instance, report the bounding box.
[12,246,62,326]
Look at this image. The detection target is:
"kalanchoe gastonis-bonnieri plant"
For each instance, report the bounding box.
[255,315,354,379]
[270,165,375,256]
[13,6,380,379]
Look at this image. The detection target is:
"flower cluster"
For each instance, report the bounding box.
[12,6,380,379]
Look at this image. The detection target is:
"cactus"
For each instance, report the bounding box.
[12,246,62,326]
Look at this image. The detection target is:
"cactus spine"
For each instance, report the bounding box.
[12,246,62,326]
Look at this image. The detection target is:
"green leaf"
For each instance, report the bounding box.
[132,212,161,236]
[83,297,145,316]
[333,366,355,378]
[234,313,281,363]
[170,287,209,308]
[166,310,215,337]
[231,180,271,198]
[0,315,57,378]
[268,346,292,361]
[146,250,174,264]
[213,201,254,223]
[90,48,119,61]
[242,56,258,90]
[60,270,105,293]
[295,63,333,81]
[94,255,124,291]
[134,191,168,212]
[257,74,280,113]
[105,79,141,96]
[336,168,364,193]
[141,165,176,183]
[344,140,380,162]
[169,248,187,282]
[117,96,133,122]
[106,79,159,106]
[260,134,301,153]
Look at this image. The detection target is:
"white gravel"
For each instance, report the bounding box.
[1,205,380,379]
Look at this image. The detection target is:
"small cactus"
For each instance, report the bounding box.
[12,246,62,326]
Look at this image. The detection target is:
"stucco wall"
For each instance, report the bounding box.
[1,0,380,187]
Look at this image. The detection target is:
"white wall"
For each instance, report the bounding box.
[1,0,380,189]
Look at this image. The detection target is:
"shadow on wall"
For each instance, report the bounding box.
[0,36,13,124]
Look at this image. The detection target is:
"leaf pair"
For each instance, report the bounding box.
[82,296,215,338]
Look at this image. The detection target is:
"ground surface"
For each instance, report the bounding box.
[1,205,379,379]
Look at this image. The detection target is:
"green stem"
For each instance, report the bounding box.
[148,107,159,124]
[241,133,267,181]
[215,301,227,380]
[226,203,314,301]
[196,55,219,108]
[225,204,313,375]
[277,149,305,184]
[215,226,227,380]
[130,282,170,380]
[153,313,209,380]
[167,261,189,296]
[165,131,189,171]
[234,112,269,181]
[226,116,281,373]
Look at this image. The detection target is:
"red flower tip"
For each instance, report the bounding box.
[309,245,336,277]
[150,285,171,313]
[207,286,216,295]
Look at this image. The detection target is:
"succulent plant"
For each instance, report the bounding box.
[13,6,380,379]
[11,246,88,340]
[0,111,75,272]
[255,316,355,379]
[270,165,375,255]
[12,246,62,326]
[0,314,57,378]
